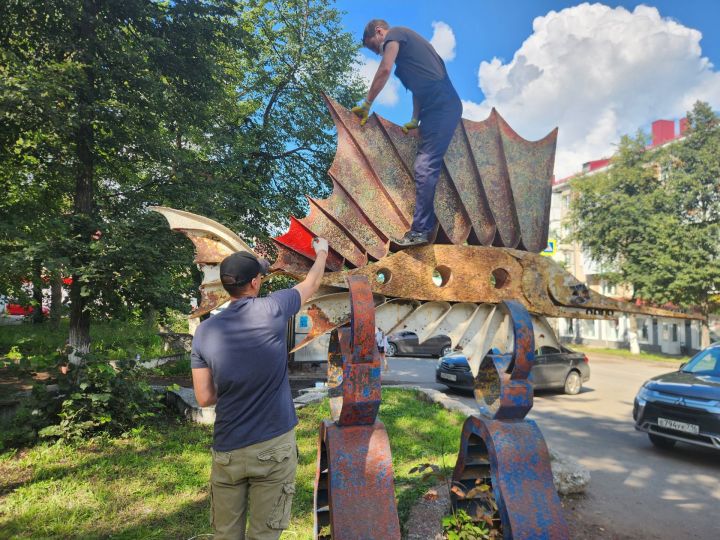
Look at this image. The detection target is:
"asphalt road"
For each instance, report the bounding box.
[382,353,720,539]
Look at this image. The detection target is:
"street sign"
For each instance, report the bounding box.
[541,239,557,257]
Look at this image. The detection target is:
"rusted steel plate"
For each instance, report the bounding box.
[505,300,535,382]
[302,198,367,268]
[312,183,387,261]
[321,276,382,426]
[326,100,416,225]
[291,292,386,354]
[348,275,377,362]
[463,111,522,248]
[452,416,570,539]
[324,97,409,243]
[497,114,558,253]
[324,245,526,305]
[444,123,497,245]
[315,420,401,540]
[376,115,471,244]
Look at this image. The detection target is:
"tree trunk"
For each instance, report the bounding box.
[31,260,45,324]
[50,273,63,328]
[627,314,640,354]
[68,0,99,364]
[701,316,711,349]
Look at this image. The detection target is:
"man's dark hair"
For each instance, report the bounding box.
[221,276,252,298]
[363,19,389,44]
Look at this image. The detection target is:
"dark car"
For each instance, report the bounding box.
[386,331,452,358]
[633,342,720,451]
[435,345,590,395]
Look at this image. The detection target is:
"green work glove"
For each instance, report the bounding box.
[351,99,372,126]
[402,118,419,134]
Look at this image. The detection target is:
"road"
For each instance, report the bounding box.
[382,353,720,539]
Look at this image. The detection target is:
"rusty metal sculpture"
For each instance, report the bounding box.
[153,95,701,538]
[451,300,569,539]
[314,275,400,539]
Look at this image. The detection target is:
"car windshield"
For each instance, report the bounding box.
[682,347,720,376]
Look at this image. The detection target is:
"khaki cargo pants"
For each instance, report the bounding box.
[210,429,297,540]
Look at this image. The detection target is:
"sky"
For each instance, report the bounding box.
[336,0,720,178]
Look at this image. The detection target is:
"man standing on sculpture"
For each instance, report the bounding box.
[191,238,329,540]
[353,19,463,250]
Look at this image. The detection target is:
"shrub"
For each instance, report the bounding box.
[1,354,163,448]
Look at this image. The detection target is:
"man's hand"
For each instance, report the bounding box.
[402,118,419,134]
[312,237,329,254]
[351,99,372,126]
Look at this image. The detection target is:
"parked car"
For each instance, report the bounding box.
[435,345,590,395]
[385,331,452,358]
[633,342,720,451]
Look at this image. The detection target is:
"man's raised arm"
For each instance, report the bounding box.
[293,238,329,304]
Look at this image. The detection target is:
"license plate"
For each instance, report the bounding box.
[658,417,699,435]
[440,372,457,381]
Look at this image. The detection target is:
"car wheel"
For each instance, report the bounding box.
[563,370,582,395]
[385,342,397,357]
[440,345,453,357]
[648,433,676,450]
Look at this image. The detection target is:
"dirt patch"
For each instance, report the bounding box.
[0,368,52,399]
[405,484,639,540]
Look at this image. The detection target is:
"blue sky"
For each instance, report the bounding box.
[336,1,720,177]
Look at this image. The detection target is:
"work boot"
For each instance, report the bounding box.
[390,226,437,252]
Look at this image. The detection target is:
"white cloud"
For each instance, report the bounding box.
[430,21,456,61]
[354,53,400,106]
[462,3,720,178]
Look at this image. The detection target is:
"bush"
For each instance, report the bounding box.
[1,355,163,448]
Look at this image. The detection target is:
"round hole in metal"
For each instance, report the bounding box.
[491,268,510,289]
[376,268,392,285]
[432,265,452,287]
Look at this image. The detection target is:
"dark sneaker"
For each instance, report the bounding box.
[389,230,431,251]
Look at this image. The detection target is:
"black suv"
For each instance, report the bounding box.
[634,342,720,451]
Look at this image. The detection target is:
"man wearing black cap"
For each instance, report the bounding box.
[191,238,329,540]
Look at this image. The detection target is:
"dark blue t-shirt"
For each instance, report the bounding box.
[190,288,301,451]
[383,26,448,95]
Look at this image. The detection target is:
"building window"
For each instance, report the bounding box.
[580,319,596,338]
[602,281,617,296]
[565,318,574,335]
[672,324,678,342]
[640,319,649,341]
[563,194,571,209]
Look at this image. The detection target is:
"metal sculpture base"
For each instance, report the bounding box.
[314,419,400,539]
[313,275,401,540]
[451,300,570,539]
[452,416,569,539]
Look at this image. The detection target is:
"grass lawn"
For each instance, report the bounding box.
[0,389,465,539]
[0,318,189,364]
[573,344,691,364]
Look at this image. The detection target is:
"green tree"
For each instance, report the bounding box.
[571,102,720,347]
[0,0,363,359]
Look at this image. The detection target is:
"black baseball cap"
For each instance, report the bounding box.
[220,251,270,287]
